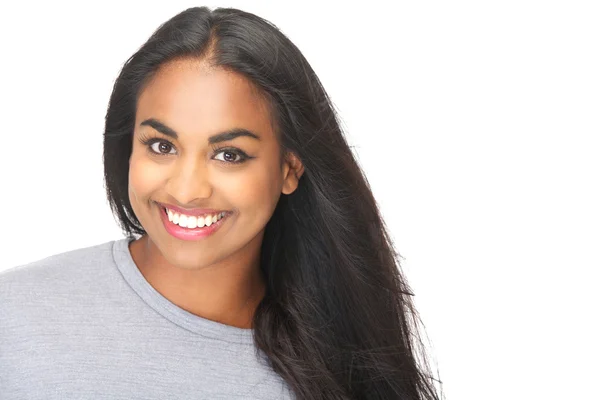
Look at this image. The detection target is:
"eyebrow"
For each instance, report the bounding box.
[139,118,261,144]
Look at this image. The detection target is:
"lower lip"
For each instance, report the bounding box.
[159,206,229,241]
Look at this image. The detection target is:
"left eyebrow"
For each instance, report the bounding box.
[139,118,261,144]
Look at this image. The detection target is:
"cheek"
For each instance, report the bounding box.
[220,162,282,212]
[128,153,163,203]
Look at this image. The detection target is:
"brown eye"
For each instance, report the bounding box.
[223,151,239,162]
[214,149,248,164]
[150,141,176,155]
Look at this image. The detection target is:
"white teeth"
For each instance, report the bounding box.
[165,208,226,229]
[178,215,188,228]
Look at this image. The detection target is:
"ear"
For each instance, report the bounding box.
[281,152,304,195]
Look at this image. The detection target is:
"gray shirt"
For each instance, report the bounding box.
[0,238,293,399]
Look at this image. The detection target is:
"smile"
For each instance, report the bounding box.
[159,206,230,241]
[165,207,227,229]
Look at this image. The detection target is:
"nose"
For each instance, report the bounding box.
[164,157,213,204]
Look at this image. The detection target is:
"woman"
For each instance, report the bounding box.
[0,6,441,399]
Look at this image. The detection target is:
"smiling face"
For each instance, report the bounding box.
[128,57,302,271]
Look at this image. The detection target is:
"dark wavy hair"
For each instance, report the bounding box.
[103,6,442,400]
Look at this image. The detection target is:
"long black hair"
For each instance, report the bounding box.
[103,6,442,399]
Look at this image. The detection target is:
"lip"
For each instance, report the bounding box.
[156,202,226,217]
[158,204,229,241]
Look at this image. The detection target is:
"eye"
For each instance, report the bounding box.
[213,148,249,164]
[149,140,176,155]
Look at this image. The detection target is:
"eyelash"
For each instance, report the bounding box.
[139,136,251,164]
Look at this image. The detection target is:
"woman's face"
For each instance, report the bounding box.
[128,58,301,270]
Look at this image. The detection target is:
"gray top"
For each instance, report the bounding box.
[0,238,293,399]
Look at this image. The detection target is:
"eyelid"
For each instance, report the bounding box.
[140,136,177,156]
[210,146,251,164]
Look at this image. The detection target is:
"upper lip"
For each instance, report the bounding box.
[157,202,227,217]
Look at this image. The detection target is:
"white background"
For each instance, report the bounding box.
[0,1,598,399]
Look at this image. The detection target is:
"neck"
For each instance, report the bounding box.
[129,234,266,329]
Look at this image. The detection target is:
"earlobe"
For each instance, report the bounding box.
[282,178,297,195]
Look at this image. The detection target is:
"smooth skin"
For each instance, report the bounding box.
[128,58,304,329]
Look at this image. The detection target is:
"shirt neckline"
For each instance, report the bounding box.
[112,237,255,345]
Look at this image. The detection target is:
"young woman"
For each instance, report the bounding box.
[0,6,441,399]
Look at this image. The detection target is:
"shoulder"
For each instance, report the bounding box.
[0,239,124,376]
[1,240,115,283]
[0,239,120,305]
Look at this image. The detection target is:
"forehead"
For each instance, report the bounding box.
[135,58,274,139]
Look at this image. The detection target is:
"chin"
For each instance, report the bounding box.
[156,243,206,269]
